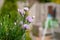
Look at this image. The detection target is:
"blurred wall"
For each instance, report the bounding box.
[0,0,4,9]
[29,2,60,27]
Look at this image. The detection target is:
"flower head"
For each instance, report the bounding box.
[24,7,29,11]
[26,16,33,23]
[23,24,30,30]
[18,9,25,16]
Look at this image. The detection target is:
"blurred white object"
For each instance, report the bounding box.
[32,16,35,19]
[20,21,23,25]
[18,9,20,12]
[24,7,29,11]
[14,22,16,25]
[39,27,43,31]
[0,23,2,25]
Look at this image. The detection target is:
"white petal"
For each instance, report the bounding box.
[32,16,35,19]
[24,7,29,11]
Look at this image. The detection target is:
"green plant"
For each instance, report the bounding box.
[0,0,32,40]
[0,0,25,40]
[25,30,32,40]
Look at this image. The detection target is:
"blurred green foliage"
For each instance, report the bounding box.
[0,0,26,40]
[25,30,32,40]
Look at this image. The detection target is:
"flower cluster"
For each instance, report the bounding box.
[18,7,34,30]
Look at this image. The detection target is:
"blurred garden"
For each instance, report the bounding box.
[0,0,60,40]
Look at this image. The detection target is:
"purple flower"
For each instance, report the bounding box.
[23,24,30,29]
[18,9,25,16]
[26,16,33,23]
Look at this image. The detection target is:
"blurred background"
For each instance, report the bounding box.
[0,0,60,40]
